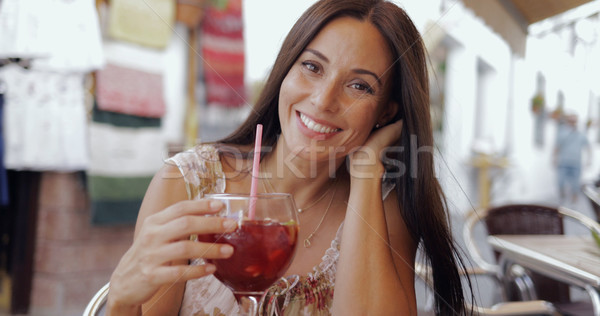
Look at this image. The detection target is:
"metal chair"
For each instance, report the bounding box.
[582,183,600,222]
[463,204,600,315]
[415,263,560,315]
[83,282,109,316]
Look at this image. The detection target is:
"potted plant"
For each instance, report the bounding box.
[531,93,545,114]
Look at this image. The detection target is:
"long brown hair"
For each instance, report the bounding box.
[220,0,471,314]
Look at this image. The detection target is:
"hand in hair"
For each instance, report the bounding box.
[348,120,403,179]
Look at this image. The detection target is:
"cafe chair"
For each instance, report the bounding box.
[582,183,600,222]
[83,282,109,316]
[463,204,600,316]
[415,263,561,315]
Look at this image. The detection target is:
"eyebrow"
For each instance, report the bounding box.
[304,48,383,86]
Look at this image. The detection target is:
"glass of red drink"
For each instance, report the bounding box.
[200,193,299,315]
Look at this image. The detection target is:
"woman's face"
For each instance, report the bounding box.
[278,17,395,162]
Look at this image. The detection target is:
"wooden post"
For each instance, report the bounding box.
[470,153,508,209]
[177,0,206,149]
[184,26,199,149]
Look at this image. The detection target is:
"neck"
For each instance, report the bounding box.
[260,140,344,201]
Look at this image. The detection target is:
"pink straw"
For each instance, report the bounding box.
[249,124,263,219]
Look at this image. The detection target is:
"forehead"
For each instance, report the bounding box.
[307,16,393,76]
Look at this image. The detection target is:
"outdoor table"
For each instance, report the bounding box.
[488,234,600,316]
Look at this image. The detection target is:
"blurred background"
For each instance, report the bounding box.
[1,0,599,315]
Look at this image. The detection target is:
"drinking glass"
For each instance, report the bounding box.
[200,193,300,315]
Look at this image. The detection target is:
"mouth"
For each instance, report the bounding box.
[298,112,342,134]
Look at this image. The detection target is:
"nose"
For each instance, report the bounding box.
[310,78,339,112]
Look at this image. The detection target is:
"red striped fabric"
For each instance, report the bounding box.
[200,0,246,108]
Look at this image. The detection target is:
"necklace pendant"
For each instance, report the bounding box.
[298,208,303,214]
[304,238,311,248]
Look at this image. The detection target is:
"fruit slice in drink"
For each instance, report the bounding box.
[198,219,299,293]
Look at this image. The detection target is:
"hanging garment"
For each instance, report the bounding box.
[0,0,103,172]
[92,100,161,129]
[31,0,104,72]
[96,63,166,118]
[107,0,176,49]
[0,0,53,58]
[99,29,187,139]
[88,24,188,225]
[87,121,165,225]
[96,40,168,118]
[0,64,89,171]
[200,0,246,108]
[0,0,104,72]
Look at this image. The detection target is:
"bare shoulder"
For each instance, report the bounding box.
[134,163,189,237]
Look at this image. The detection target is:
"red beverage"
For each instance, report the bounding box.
[198,220,299,292]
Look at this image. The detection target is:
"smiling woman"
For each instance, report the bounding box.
[277,17,395,161]
[105,1,472,315]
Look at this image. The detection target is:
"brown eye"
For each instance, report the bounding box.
[350,82,374,94]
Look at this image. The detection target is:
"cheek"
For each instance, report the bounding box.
[278,77,291,121]
[340,108,378,144]
[349,106,378,129]
[278,73,297,113]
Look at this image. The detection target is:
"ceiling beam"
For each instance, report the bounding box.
[498,0,530,33]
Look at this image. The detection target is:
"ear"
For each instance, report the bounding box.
[377,101,399,126]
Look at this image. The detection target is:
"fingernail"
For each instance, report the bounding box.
[205,264,216,273]
[223,219,237,230]
[220,245,234,256]
[210,201,223,211]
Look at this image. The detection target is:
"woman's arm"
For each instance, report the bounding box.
[333,175,417,315]
[332,120,417,315]
[106,164,236,316]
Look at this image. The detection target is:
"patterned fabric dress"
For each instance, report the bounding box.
[168,144,338,316]
[168,144,395,316]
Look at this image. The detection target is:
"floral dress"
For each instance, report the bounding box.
[169,144,393,316]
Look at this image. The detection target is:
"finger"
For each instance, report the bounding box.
[151,215,238,243]
[373,120,403,147]
[144,263,217,285]
[153,240,234,265]
[149,199,224,225]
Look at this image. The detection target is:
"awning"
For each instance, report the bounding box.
[507,0,593,24]
[463,0,594,57]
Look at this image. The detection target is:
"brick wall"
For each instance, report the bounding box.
[30,172,134,316]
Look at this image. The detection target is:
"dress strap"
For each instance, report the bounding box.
[166,144,226,199]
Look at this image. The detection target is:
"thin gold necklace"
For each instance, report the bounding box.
[263,175,336,214]
[303,184,337,248]
[261,175,338,248]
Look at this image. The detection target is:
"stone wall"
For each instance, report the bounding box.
[30,172,134,316]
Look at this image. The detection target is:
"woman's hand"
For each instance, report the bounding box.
[348,120,403,179]
[107,199,237,312]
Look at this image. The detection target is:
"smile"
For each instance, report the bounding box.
[299,113,341,134]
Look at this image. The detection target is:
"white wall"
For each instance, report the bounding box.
[427,3,513,214]
[243,0,317,83]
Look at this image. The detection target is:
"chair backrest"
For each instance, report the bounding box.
[485,204,564,236]
[83,282,109,316]
[470,204,570,304]
[582,183,600,222]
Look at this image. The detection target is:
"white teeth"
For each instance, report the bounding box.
[300,113,339,134]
